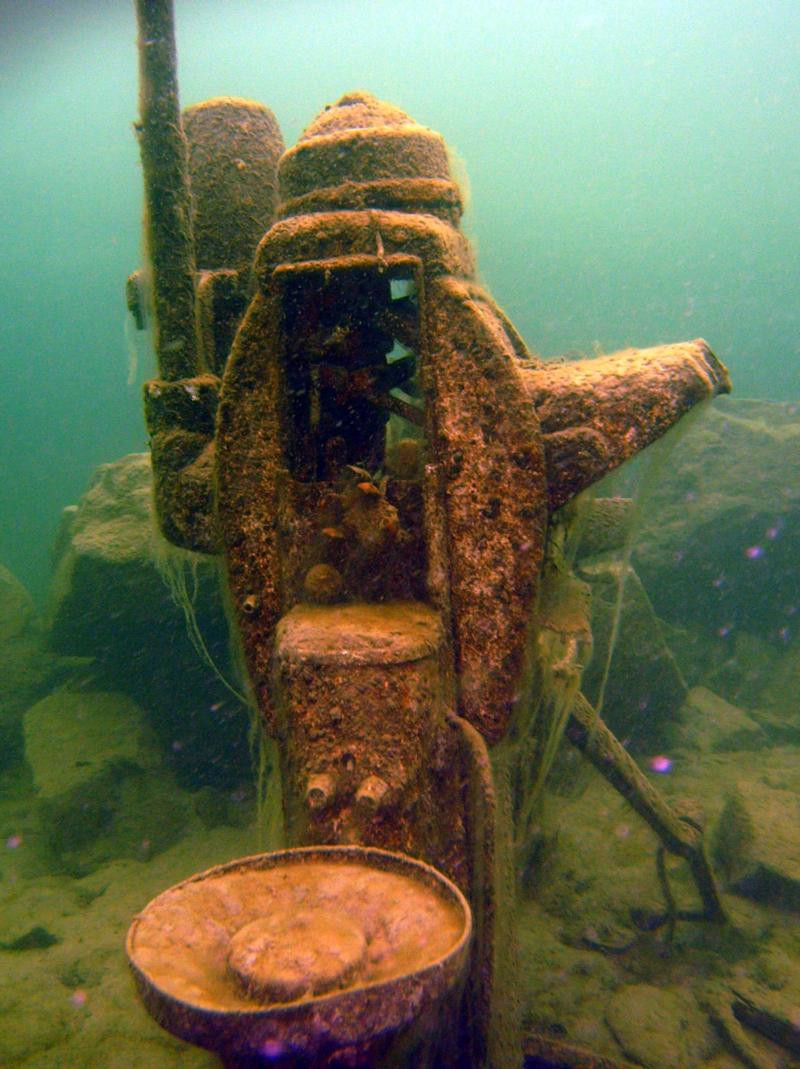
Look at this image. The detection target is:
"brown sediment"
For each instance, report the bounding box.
[227,909,368,1002]
[272,602,449,852]
[143,375,221,552]
[129,853,466,1008]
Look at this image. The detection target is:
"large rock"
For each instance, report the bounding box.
[754,633,800,742]
[676,686,767,754]
[0,565,54,769]
[48,453,185,654]
[23,690,190,874]
[0,562,39,644]
[702,629,785,710]
[711,778,800,909]
[632,398,800,649]
[606,983,718,1069]
[579,558,687,749]
[46,454,252,788]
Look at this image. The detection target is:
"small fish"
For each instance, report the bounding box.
[346,464,374,481]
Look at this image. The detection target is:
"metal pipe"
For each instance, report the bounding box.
[134,0,199,380]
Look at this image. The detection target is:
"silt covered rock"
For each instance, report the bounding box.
[46,453,252,788]
[676,686,767,754]
[712,778,800,910]
[606,983,718,1069]
[633,398,800,648]
[0,565,55,770]
[23,690,190,874]
[579,558,687,750]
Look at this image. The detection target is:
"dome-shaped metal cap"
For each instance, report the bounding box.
[277,91,464,223]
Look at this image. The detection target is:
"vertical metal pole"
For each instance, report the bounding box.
[134,0,199,380]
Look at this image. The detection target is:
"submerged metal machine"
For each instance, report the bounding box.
[127,2,731,1066]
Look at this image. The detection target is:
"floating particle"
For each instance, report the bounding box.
[717,625,733,638]
[5,834,22,850]
[765,526,780,540]
[648,755,673,774]
[171,739,184,752]
[70,989,88,1008]
[614,824,631,839]
[744,545,764,560]
[778,627,792,643]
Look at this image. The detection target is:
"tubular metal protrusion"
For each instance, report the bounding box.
[305,773,337,811]
[355,775,390,813]
[134,0,199,380]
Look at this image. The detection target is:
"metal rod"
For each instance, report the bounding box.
[566,691,728,924]
[134,0,199,379]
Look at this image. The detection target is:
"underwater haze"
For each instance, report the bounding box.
[1,0,798,602]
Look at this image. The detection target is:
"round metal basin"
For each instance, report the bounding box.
[126,845,472,1066]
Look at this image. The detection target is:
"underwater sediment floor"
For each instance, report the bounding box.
[0,795,247,1068]
[518,731,800,1069]
[2,730,800,1068]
